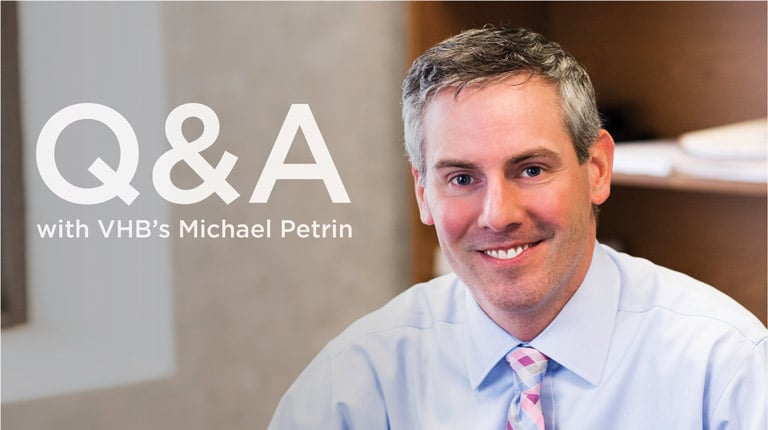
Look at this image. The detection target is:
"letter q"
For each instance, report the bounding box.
[36,103,140,205]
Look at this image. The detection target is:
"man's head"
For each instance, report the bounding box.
[403,27,614,339]
[402,26,601,181]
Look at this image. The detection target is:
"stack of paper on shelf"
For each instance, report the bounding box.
[679,119,767,159]
[613,119,767,183]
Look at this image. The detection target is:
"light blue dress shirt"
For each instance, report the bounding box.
[269,243,767,429]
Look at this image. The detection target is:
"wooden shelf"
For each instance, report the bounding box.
[612,173,767,197]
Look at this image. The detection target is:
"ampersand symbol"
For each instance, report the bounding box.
[152,103,239,204]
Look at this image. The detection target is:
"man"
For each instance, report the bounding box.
[269,27,767,429]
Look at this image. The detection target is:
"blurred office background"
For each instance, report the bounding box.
[2,2,765,429]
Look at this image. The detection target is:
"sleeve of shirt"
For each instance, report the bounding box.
[267,341,390,430]
[709,337,767,430]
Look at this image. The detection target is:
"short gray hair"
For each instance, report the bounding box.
[402,27,601,181]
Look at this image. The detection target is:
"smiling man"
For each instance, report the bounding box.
[269,27,767,429]
[414,74,613,343]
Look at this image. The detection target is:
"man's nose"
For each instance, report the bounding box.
[477,178,523,232]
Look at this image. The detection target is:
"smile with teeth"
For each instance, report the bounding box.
[483,242,536,260]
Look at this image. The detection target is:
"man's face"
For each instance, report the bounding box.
[414,76,613,325]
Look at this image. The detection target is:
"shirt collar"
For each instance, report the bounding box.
[530,243,619,385]
[465,285,521,389]
[464,242,620,389]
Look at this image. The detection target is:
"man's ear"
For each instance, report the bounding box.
[412,167,434,225]
[588,129,614,206]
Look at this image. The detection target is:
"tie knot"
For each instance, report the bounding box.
[506,347,548,388]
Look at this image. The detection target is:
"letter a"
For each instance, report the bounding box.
[250,104,350,203]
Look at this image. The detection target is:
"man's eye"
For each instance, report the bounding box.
[450,174,473,186]
[522,166,543,177]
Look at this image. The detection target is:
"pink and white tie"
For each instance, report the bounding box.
[506,347,549,430]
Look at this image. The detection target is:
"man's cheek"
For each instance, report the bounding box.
[435,200,476,238]
[525,186,571,219]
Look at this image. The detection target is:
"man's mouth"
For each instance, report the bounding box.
[483,241,541,260]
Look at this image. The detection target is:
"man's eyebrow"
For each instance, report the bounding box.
[506,148,562,167]
[432,148,562,171]
[433,159,478,170]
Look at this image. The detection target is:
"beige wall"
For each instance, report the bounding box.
[4,2,408,428]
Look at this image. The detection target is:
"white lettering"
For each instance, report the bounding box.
[250,104,350,203]
[36,103,139,205]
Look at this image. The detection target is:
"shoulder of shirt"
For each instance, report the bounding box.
[602,244,767,345]
[321,273,465,356]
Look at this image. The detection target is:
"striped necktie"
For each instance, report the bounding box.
[506,347,549,430]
